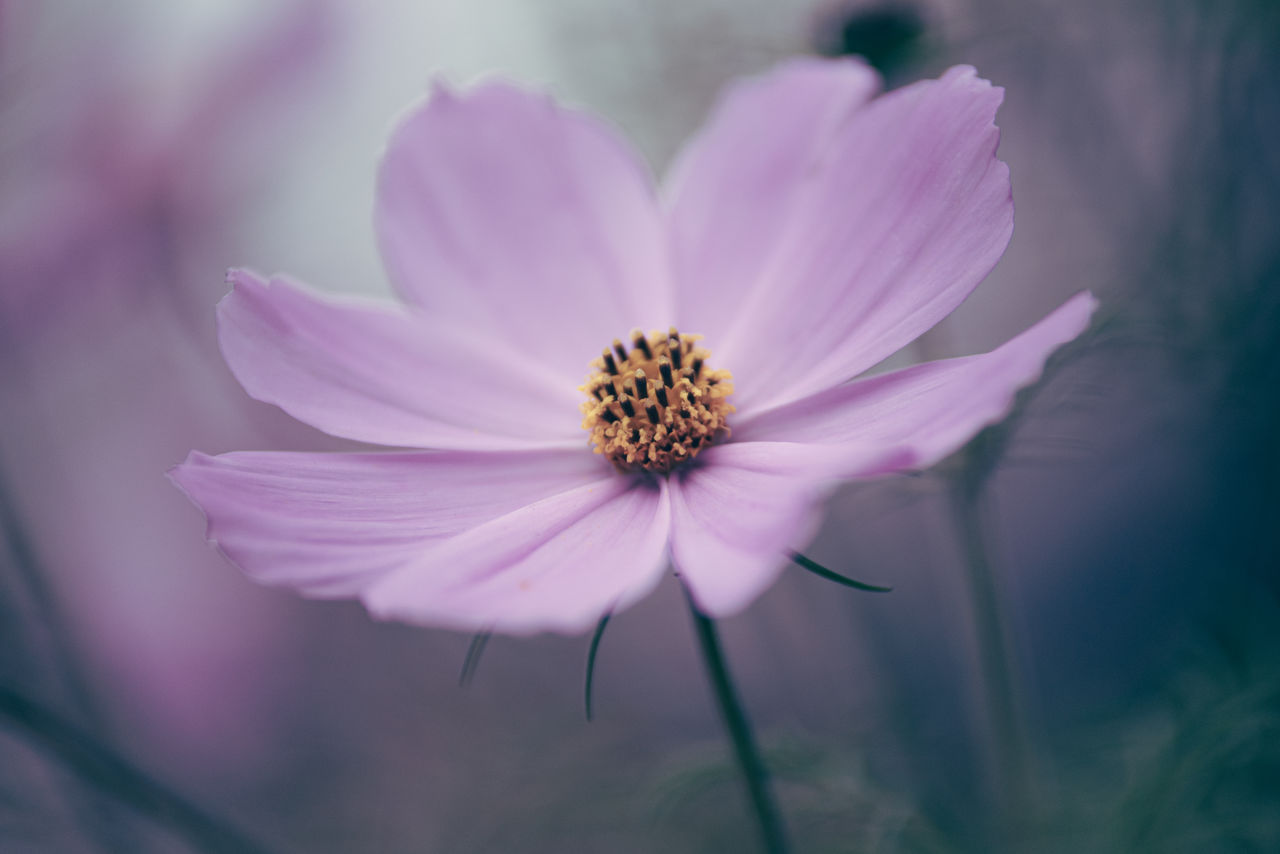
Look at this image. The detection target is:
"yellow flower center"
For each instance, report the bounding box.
[579,327,734,473]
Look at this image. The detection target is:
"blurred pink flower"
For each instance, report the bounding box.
[173,60,1095,635]
[0,0,341,775]
[0,0,336,337]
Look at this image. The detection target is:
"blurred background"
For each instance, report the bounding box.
[2,0,1277,851]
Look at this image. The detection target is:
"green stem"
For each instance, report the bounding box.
[0,685,274,854]
[949,475,1034,837]
[686,592,789,854]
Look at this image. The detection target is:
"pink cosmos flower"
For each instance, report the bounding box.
[172,59,1095,636]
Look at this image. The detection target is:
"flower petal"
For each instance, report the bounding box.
[734,292,1097,469]
[665,57,880,347]
[219,269,582,450]
[674,64,1014,416]
[375,81,672,383]
[169,447,610,598]
[667,444,832,619]
[364,476,670,636]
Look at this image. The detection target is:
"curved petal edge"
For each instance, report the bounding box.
[734,291,1098,472]
[218,268,582,450]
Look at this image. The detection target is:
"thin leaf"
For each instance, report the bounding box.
[584,613,612,722]
[789,551,892,593]
[458,631,491,688]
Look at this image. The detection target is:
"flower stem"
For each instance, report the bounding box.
[0,684,274,854]
[948,471,1035,840]
[686,593,789,854]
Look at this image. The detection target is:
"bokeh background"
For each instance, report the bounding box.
[2,0,1278,852]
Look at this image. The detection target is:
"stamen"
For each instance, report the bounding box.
[659,359,674,388]
[579,328,734,473]
[632,330,652,360]
[633,370,648,400]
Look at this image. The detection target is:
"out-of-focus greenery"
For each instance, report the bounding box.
[434,590,1278,854]
[637,599,1280,854]
[813,3,930,83]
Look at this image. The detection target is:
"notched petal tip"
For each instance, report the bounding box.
[391,75,512,132]
[165,452,229,559]
[428,76,456,100]
[216,270,295,357]
[222,266,302,305]
[225,265,259,286]
[929,64,1005,131]
[218,269,318,341]
[166,450,212,497]
[940,63,1001,95]
[219,267,262,313]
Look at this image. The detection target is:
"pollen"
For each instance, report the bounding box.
[579,328,734,473]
